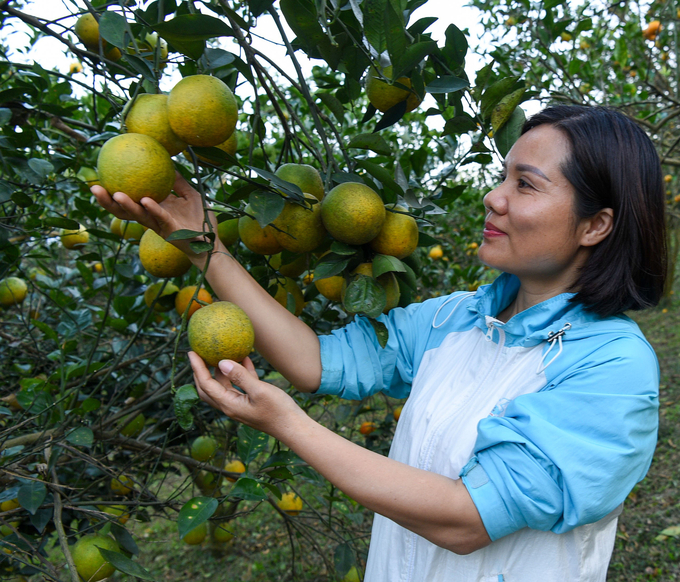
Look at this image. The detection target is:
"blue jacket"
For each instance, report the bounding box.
[317,273,658,581]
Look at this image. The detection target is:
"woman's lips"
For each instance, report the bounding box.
[483,222,506,237]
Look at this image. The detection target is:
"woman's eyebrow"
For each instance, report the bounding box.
[514,163,551,182]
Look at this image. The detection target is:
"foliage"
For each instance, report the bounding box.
[0,0,523,579]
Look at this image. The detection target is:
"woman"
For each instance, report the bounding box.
[93,105,666,581]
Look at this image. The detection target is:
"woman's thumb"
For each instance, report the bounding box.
[218,360,255,390]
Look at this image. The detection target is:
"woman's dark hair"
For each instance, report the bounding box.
[522,105,667,318]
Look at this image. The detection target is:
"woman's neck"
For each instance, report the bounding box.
[496,279,574,323]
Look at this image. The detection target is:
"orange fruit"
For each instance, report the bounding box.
[393,405,403,421]
[238,205,284,255]
[217,218,240,247]
[188,302,255,366]
[138,229,192,278]
[175,285,213,320]
[0,277,28,307]
[272,277,305,316]
[366,65,422,113]
[272,193,327,253]
[643,20,661,40]
[183,522,208,545]
[369,205,419,259]
[224,459,246,482]
[190,436,219,462]
[321,182,386,245]
[61,225,89,249]
[110,474,134,495]
[167,75,238,147]
[71,534,119,582]
[144,281,179,312]
[277,492,303,516]
[359,421,376,435]
[74,13,101,50]
[125,94,188,156]
[275,163,325,201]
[428,245,443,260]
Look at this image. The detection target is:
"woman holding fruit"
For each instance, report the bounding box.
[93,105,666,582]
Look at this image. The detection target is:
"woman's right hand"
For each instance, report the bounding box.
[91,172,221,255]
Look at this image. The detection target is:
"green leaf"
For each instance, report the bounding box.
[0,109,11,125]
[166,229,210,242]
[316,92,345,123]
[261,451,303,468]
[372,254,407,277]
[201,48,237,71]
[177,497,218,539]
[174,384,199,431]
[27,158,53,179]
[279,0,338,67]
[355,160,403,198]
[248,166,305,200]
[334,542,356,578]
[374,100,407,133]
[480,76,523,120]
[367,318,389,348]
[425,76,469,94]
[230,477,269,501]
[189,241,213,254]
[42,216,80,230]
[494,107,526,158]
[153,14,234,43]
[363,0,388,53]
[249,191,285,228]
[491,88,526,133]
[111,523,140,556]
[329,241,357,256]
[237,425,268,464]
[385,3,407,69]
[417,231,439,247]
[348,133,391,156]
[314,256,350,280]
[167,38,206,60]
[18,481,47,515]
[31,320,58,341]
[99,11,128,48]
[125,55,157,84]
[392,40,437,80]
[97,548,155,580]
[659,525,680,537]
[343,275,386,318]
[443,114,478,136]
[66,427,94,446]
[0,179,12,203]
[442,24,468,67]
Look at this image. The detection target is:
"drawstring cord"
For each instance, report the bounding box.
[536,323,571,374]
[432,292,475,329]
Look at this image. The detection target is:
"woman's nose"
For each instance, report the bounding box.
[483,184,506,216]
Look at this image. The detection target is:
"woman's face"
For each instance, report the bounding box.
[478,125,593,288]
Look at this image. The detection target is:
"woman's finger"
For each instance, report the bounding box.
[172,172,199,199]
[111,191,162,231]
[91,185,134,220]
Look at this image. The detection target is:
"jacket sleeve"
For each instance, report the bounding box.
[460,333,659,541]
[316,297,447,400]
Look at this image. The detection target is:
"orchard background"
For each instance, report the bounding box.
[0,0,678,581]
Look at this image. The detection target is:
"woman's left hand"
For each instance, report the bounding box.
[188,352,308,440]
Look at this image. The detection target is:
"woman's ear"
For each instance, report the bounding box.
[580,208,614,247]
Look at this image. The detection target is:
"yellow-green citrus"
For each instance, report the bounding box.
[97,133,175,204]
[342,566,362,582]
[321,183,386,245]
[74,14,101,50]
[144,281,179,312]
[183,521,207,545]
[238,206,284,255]
[217,218,240,247]
[120,220,147,241]
[194,470,222,495]
[138,229,192,278]
[61,225,89,249]
[212,522,234,543]
[270,253,308,278]
[275,163,325,201]
[277,492,303,516]
[190,436,219,462]
[366,65,422,113]
[224,459,246,482]
[167,75,238,147]
[77,166,100,187]
[125,94,188,156]
[0,498,20,512]
[273,194,327,253]
[175,285,212,320]
[97,504,130,524]
[0,277,28,307]
[343,262,400,314]
[110,474,134,495]
[72,533,119,582]
[272,277,305,316]
[369,206,419,259]
[188,301,255,367]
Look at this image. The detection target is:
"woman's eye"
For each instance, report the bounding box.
[518,178,531,188]
[497,172,506,184]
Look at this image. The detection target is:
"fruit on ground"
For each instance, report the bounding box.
[144,281,179,312]
[217,218,240,247]
[428,245,443,260]
[167,75,238,147]
[74,13,101,50]
[125,94,188,156]
[272,277,305,316]
[359,421,377,435]
[139,229,192,278]
[277,492,303,516]
[110,475,134,495]
[97,133,175,204]
[321,182,386,245]
[0,277,28,307]
[275,163,325,201]
[365,65,422,113]
[643,20,661,40]
[188,302,255,366]
[270,252,308,278]
[72,533,119,582]
[120,413,145,438]
[183,521,208,545]
[393,405,403,421]
[273,193,326,253]
[175,285,213,320]
[212,522,234,543]
[61,225,89,249]
[191,436,219,462]
[238,206,284,255]
[369,206,419,259]
[224,459,246,482]
[343,262,400,313]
